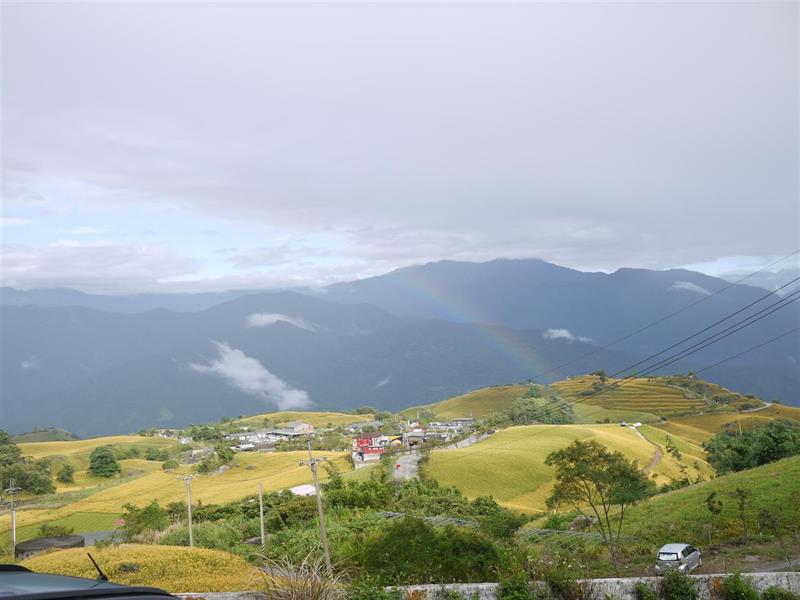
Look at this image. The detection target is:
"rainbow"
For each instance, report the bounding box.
[391,268,554,380]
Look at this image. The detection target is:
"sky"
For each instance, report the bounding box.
[1,2,798,294]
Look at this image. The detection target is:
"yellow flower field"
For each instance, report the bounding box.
[426,423,695,513]
[21,544,260,592]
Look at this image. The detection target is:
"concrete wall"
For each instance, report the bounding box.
[176,572,799,600]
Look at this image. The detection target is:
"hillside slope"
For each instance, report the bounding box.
[424,424,705,512]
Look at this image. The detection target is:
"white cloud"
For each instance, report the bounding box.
[21,355,40,370]
[670,281,712,296]
[543,328,593,344]
[246,313,318,332]
[189,341,312,410]
[375,375,392,388]
[0,218,33,228]
[63,226,106,236]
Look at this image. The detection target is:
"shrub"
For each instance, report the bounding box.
[56,463,75,483]
[633,582,657,600]
[498,571,534,600]
[89,445,121,477]
[346,578,403,600]
[763,587,800,600]
[160,521,241,551]
[660,569,698,600]
[544,570,585,600]
[260,554,346,600]
[37,523,75,537]
[718,572,759,600]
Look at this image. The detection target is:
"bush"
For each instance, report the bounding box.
[718,572,759,600]
[346,578,403,600]
[360,516,499,585]
[660,569,698,600]
[633,582,657,600]
[498,571,534,600]
[56,464,75,483]
[763,588,800,600]
[89,446,121,478]
[160,521,242,551]
[37,523,75,537]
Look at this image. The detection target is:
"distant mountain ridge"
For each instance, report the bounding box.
[1,259,797,435]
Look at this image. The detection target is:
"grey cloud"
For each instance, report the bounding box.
[0,242,198,293]
[1,2,798,284]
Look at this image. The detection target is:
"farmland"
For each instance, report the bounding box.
[655,404,800,444]
[425,423,697,512]
[233,410,374,428]
[551,376,712,416]
[21,544,259,592]
[1,446,350,541]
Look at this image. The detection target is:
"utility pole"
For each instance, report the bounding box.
[258,480,266,546]
[177,475,195,547]
[300,441,332,571]
[3,480,21,559]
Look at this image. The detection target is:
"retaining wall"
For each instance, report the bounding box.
[176,572,800,600]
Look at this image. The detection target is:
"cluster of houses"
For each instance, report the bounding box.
[226,421,316,451]
[351,417,475,466]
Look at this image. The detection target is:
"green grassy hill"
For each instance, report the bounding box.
[13,428,79,443]
[402,384,530,420]
[622,456,800,541]
[425,424,701,512]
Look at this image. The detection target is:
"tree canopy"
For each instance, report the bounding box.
[704,419,800,474]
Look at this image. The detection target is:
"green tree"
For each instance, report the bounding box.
[545,439,654,575]
[89,445,121,478]
[120,500,169,540]
[704,419,800,474]
[0,429,54,494]
[56,463,75,483]
[728,487,752,541]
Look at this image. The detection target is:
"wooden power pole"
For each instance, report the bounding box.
[300,441,332,571]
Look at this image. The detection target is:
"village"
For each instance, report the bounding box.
[145,414,478,472]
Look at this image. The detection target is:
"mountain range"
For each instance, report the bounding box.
[1,259,797,436]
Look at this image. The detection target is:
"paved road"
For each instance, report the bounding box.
[392,451,420,481]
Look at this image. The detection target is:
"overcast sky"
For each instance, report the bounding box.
[1,2,798,293]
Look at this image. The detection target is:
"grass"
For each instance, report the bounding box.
[233,411,374,428]
[425,424,693,512]
[402,384,531,420]
[622,456,800,546]
[12,429,79,443]
[0,512,121,548]
[0,450,351,539]
[656,404,800,445]
[20,544,260,592]
[637,424,713,478]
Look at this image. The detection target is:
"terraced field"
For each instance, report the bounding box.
[656,404,800,444]
[425,424,695,513]
[402,384,530,420]
[551,376,710,416]
[234,410,374,428]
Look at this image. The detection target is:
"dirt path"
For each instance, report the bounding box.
[741,401,774,413]
[631,426,663,474]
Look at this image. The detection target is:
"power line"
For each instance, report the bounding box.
[527,249,800,382]
[694,327,800,376]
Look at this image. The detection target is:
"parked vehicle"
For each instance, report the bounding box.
[0,564,176,599]
[654,543,702,575]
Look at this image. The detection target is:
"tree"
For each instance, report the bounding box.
[591,369,608,383]
[56,463,75,483]
[704,419,800,474]
[89,445,121,478]
[120,500,169,540]
[545,439,654,575]
[728,487,752,541]
[0,429,54,494]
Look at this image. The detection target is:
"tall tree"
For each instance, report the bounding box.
[89,445,121,478]
[545,439,654,575]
